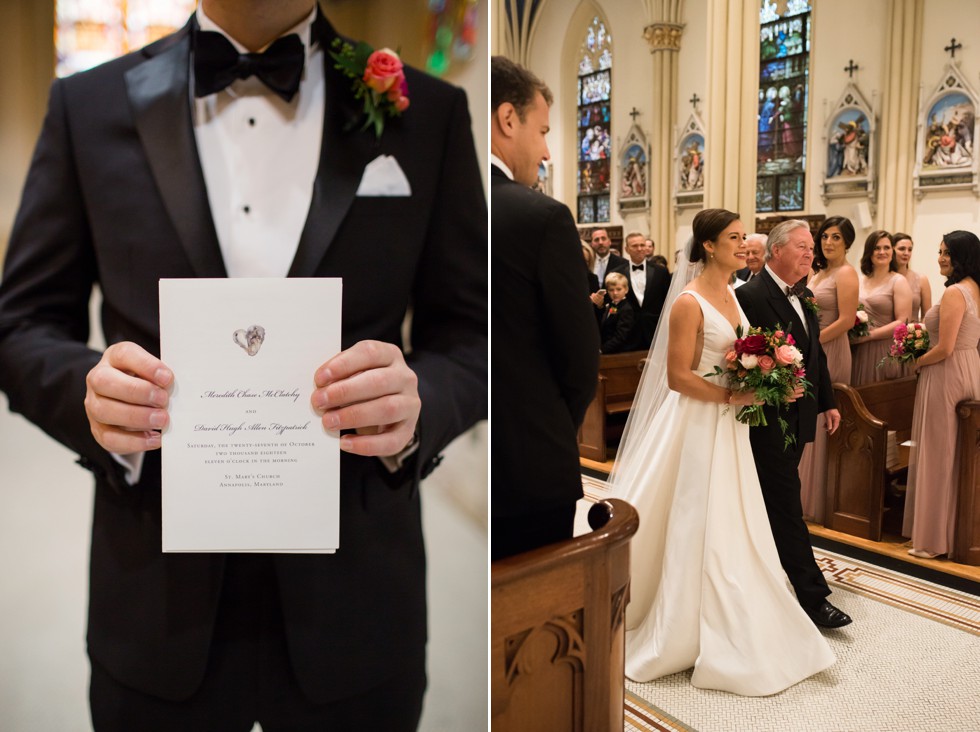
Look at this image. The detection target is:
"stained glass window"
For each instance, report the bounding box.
[756,0,811,213]
[577,16,611,224]
[56,0,197,78]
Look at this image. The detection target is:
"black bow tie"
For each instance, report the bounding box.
[632,264,645,271]
[786,280,807,298]
[194,31,305,102]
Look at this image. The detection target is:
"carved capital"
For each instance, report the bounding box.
[643,23,683,53]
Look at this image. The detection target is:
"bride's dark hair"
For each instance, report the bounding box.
[691,208,741,263]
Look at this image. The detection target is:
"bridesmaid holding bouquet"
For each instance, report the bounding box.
[903,231,980,559]
[798,217,859,522]
[850,231,912,385]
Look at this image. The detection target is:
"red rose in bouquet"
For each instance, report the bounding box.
[708,325,811,449]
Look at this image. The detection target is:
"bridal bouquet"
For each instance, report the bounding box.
[708,325,811,449]
[879,321,929,367]
[848,303,871,340]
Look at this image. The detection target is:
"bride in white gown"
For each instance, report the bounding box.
[609,209,834,696]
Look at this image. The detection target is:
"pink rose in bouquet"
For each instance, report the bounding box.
[706,324,812,449]
[879,321,929,368]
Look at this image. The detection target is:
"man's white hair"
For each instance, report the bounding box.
[764,220,810,261]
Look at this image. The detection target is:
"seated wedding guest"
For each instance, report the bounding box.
[850,230,913,385]
[649,254,669,270]
[491,56,599,560]
[892,232,933,320]
[598,273,636,354]
[623,231,671,351]
[734,233,767,284]
[582,243,601,293]
[903,231,980,559]
[798,216,859,522]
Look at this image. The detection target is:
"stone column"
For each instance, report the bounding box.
[704,0,759,219]
[643,12,683,258]
[877,0,924,232]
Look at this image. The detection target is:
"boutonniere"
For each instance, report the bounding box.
[608,306,618,315]
[330,39,410,139]
[802,296,819,317]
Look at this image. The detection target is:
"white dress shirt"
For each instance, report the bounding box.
[765,264,808,335]
[628,260,646,306]
[490,153,514,181]
[595,253,611,284]
[194,4,323,278]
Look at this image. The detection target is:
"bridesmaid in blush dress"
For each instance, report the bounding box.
[799,217,859,522]
[903,231,980,559]
[892,232,933,320]
[850,231,913,385]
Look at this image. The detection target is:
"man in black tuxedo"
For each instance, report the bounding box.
[590,227,629,284]
[735,220,852,630]
[735,233,767,283]
[622,231,671,349]
[490,56,599,560]
[0,1,486,728]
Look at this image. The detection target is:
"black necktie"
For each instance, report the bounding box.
[194,31,305,102]
[632,264,644,271]
[786,280,807,298]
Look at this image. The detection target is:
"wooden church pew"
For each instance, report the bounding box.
[954,399,980,566]
[491,499,639,732]
[577,351,646,462]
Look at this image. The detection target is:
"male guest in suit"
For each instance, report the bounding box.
[0,1,486,728]
[491,56,599,560]
[590,227,628,284]
[735,220,851,630]
[735,232,767,284]
[622,231,671,349]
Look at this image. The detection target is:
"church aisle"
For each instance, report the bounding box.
[577,477,980,731]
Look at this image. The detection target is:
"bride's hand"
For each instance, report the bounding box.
[729,389,764,406]
[784,384,806,403]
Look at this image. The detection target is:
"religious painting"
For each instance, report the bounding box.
[913,63,979,199]
[617,124,649,213]
[821,82,877,207]
[678,134,704,191]
[674,112,706,210]
[921,93,974,169]
[827,110,869,178]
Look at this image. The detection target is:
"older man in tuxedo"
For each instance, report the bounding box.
[735,220,851,630]
[622,231,671,349]
[491,56,599,560]
[0,1,486,728]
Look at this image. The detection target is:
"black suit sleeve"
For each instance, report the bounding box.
[0,79,127,491]
[537,205,600,427]
[406,87,488,476]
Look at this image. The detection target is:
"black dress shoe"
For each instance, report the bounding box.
[805,601,852,628]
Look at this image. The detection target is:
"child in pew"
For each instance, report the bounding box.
[598,272,637,354]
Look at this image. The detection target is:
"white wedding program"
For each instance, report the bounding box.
[159,278,342,553]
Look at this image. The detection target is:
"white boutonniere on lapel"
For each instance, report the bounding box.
[330,39,410,139]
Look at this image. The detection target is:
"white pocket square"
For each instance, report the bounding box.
[355,154,412,197]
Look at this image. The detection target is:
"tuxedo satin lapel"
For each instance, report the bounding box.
[125,21,226,278]
[288,15,379,277]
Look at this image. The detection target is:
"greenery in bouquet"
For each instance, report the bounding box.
[706,325,812,450]
[848,303,871,340]
[878,321,929,367]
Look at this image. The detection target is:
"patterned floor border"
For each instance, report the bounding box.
[580,475,980,730]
